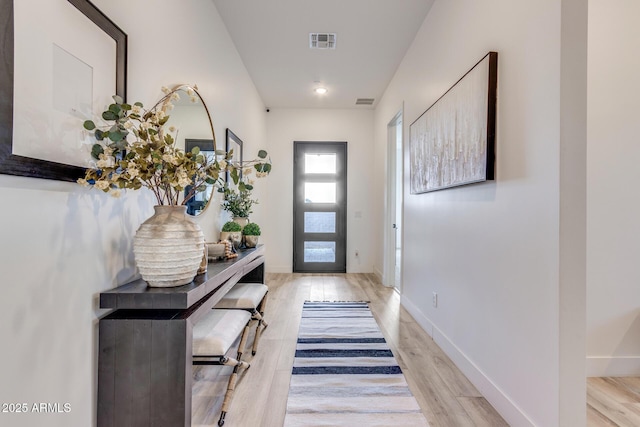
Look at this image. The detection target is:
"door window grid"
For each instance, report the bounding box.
[304,182,336,203]
[304,212,336,233]
[304,153,337,174]
[304,241,336,263]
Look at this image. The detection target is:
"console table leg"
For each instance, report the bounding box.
[98,317,192,427]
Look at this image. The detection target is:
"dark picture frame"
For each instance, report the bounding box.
[225,128,243,184]
[409,51,497,194]
[0,0,127,182]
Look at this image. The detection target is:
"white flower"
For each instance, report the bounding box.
[190,96,198,103]
[124,121,134,130]
[156,110,166,121]
[256,171,268,178]
[140,121,151,131]
[168,126,176,133]
[170,92,180,101]
[187,87,196,97]
[132,105,142,115]
[163,102,174,112]
[77,178,89,187]
[94,180,110,190]
[162,153,176,164]
[96,154,115,168]
[128,168,139,179]
[103,146,114,157]
[161,86,171,94]
[175,168,191,187]
[109,189,122,198]
[218,160,227,170]
[243,168,253,176]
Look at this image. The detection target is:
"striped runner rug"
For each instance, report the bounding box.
[283,301,430,427]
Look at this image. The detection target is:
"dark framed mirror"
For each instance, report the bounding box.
[225,128,243,184]
[0,0,127,182]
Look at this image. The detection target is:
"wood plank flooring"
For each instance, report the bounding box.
[588,377,640,426]
[192,273,508,426]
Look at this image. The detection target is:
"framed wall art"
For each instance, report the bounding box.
[0,0,127,182]
[409,51,497,194]
[225,128,243,184]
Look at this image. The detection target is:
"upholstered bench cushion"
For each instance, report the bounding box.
[214,283,268,310]
[193,309,252,356]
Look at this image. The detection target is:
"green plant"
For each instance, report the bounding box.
[77,84,272,204]
[242,222,261,236]
[221,188,257,218]
[221,221,242,232]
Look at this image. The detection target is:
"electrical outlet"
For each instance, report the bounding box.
[432,292,438,308]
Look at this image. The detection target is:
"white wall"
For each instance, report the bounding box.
[264,108,375,273]
[587,0,640,376]
[373,0,586,426]
[0,0,266,426]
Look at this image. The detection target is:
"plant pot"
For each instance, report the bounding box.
[233,217,249,229]
[133,205,205,288]
[244,235,259,248]
[220,231,242,248]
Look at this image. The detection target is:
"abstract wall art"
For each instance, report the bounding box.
[410,51,497,194]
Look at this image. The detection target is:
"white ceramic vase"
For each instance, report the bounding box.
[233,217,249,229]
[133,205,205,288]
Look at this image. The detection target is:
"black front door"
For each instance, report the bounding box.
[293,141,347,273]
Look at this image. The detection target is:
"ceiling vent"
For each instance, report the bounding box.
[355,98,375,105]
[310,33,336,49]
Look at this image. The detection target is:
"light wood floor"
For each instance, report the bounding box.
[588,377,640,426]
[192,273,508,426]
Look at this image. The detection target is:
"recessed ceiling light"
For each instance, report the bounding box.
[314,87,328,95]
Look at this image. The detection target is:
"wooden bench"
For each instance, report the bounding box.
[192,309,253,426]
[214,283,269,355]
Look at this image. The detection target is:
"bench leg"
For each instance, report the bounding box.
[251,293,269,355]
[217,323,251,427]
[218,365,240,427]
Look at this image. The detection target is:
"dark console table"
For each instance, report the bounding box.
[97,245,265,427]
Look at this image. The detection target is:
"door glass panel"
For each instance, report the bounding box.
[304,182,336,203]
[304,241,336,263]
[305,154,336,174]
[304,212,336,233]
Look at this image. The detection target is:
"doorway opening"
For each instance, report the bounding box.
[385,111,403,291]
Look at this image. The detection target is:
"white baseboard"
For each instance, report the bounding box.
[586,356,640,377]
[400,297,536,427]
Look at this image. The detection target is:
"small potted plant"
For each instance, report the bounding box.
[242,222,261,248]
[221,187,257,228]
[220,221,242,248]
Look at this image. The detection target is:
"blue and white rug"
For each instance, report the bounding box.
[284,301,430,427]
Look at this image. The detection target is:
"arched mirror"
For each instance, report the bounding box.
[153,85,218,216]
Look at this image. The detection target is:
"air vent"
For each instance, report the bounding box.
[310,33,336,49]
[355,98,375,105]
